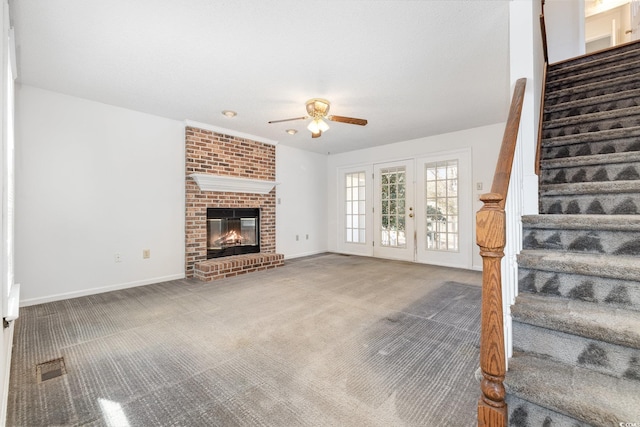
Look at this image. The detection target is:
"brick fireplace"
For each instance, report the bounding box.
[185,124,283,281]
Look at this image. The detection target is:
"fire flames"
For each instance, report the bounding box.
[214,230,242,247]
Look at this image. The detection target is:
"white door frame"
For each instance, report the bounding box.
[415,148,472,269]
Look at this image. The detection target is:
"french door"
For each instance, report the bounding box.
[373,160,415,261]
[370,150,471,268]
[415,149,472,268]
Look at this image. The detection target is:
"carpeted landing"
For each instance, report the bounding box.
[8,253,482,426]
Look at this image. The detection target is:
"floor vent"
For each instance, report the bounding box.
[36,358,66,383]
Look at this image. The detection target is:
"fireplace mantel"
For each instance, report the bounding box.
[189,173,278,194]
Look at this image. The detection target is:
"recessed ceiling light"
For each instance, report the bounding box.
[221,110,237,118]
[286,129,298,135]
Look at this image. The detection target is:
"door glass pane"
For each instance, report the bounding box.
[345,172,366,243]
[380,166,406,248]
[424,160,458,252]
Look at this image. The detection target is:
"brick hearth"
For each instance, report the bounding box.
[185,124,282,281]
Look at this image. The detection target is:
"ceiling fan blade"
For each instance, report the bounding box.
[267,116,308,124]
[327,115,368,126]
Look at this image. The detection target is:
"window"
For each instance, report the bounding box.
[380,166,406,248]
[425,160,458,251]
[345,171,366,243]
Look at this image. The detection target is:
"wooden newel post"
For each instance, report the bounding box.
[476,192,507,427]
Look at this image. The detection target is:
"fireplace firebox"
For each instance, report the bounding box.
[206,208,260,259]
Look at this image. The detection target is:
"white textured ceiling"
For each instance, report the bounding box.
[10,0,510,154]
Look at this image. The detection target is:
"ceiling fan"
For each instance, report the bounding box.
[268,98,367,138]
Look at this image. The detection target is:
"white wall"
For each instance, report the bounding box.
[510,0,545,215]
[15,86,185,305]
[1,0,15,422]
[327,123,505,271]
[276,145,328,258]
[545,0,586,63]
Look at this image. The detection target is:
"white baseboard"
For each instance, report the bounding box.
[19,274,185,307]
[283,250,327,260]
[1,321,15,427]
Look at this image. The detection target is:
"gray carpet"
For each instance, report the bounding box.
[8,253,483,426]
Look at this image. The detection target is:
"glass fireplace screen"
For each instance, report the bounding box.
[206,208,260,258]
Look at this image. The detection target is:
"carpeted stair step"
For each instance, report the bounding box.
[544,73,640,108]
[542,105,640,139]
[539,180,640,214]
[548,40,640,78]
[518,266,640,312]
[511,293,640,380]
[505,394,588,427]
[513,321,640,383]
[505,352,640,426]
[540,152,640,185]
[522,214,640,256]
[518,250,640,282]
[546,58,640,92]
[541,126,640,161]
[543,88,640,121]
[518,251,640,312]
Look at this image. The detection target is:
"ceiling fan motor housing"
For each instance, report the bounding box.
[306,98,330,118]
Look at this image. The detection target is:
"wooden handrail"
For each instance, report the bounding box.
[536,0,548,175]
[535,63,548,176]
[489,78,527,205]
[476,77,527,427]
[540,0,549,64]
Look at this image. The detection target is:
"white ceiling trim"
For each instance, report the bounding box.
[184,120,278,146]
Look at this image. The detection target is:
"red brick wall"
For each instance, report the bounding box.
[185,126,277,278]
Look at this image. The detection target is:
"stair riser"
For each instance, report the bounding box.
[546,78,640,107]
[549,41,640,73]
[513,322,640,382]
[543,114,640,139]
[505,395,588,427]
[544,95,640,121]
[522,227,640,256]
[541,161,640,184]
[547,63,640,91]
[518,268,640,312]
[540,194,640,215]
[549,50,640,81]
[542,134,640,160]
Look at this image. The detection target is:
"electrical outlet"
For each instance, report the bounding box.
[306,234,309,240]
[476,182,483,191]
[114,253,122,263]
[143,249,150,259]
[296,235,299,241]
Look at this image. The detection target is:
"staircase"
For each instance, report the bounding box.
[504,42,640,426]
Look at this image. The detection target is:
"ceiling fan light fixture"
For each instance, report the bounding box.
[307,119,319,134]
[317,118,329,132]
[307,118,329,134]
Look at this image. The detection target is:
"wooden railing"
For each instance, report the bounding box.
[476,77,526,427]
[540,0,548,64]
[536,0,549,175]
